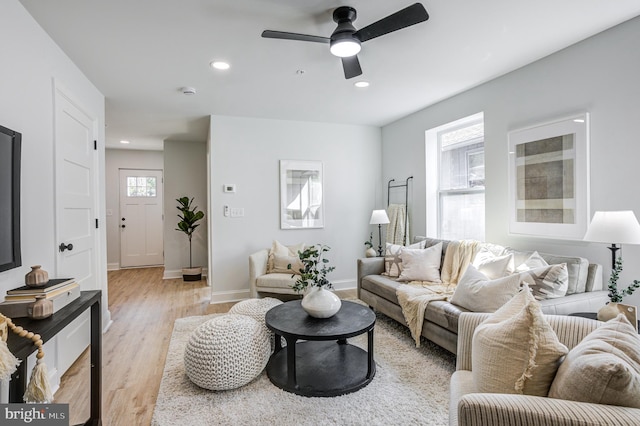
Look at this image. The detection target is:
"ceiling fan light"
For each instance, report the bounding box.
[330,39,361,57]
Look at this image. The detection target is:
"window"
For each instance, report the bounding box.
[127,176,157,197]
[426,113,485,241]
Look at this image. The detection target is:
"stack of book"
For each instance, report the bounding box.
[0,278,79,318]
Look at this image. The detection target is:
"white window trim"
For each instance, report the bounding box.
[425,112,484,239]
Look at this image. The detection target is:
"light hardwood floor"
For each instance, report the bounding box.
[54,267,354,425]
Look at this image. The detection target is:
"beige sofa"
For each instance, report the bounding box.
[450,312,640,426]
[357,237,609,353]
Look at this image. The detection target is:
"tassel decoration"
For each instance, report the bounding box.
[1,314,54,403]
[0,339,20,381]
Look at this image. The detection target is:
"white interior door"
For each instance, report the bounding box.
[119,169,164,267]
[54,87,96,386]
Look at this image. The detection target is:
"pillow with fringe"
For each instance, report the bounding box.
[472,286,568,396]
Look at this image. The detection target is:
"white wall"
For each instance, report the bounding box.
[0,0,108,314]
[105,149,164,269]
[382,16,640,307]
[0,0,108,396]
[164,140,208,278]
[209,115,382,303]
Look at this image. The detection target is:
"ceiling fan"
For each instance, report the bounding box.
[262,3,429,79]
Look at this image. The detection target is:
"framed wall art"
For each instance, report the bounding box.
[280,160,324,229]
[508,113,590,240]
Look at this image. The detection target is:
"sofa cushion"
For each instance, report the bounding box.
[450,265,523,312]
[548,314,640,408]
[256,273,297,290]
[361,274,401,304]
[472,287,568,396]
[505,249,589,295]
[424,300,469,333]
[397,243,443,282]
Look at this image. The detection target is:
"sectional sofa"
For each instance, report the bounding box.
[357,237,609,353]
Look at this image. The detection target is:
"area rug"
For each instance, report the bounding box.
[152,311,455,426]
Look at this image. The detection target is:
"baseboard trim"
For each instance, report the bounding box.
[331,278,356,291]
[163,268,209,280]
[107,263,120,271]
[210,289,252,304]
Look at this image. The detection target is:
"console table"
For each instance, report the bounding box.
[6,290,102,426]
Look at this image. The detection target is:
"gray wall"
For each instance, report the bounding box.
[164,140,208,278]
[104,149,164,269]
[209,115,382,302]
[382,16,640,307]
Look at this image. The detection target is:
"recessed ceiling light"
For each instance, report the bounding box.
[354,81,370,88]
[573,119,585,123]
[120,140,130,144]
[211,61,230,70]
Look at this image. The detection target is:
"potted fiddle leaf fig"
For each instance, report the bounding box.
[176,196,205,281]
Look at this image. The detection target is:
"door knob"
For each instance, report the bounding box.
[59,243,74,252]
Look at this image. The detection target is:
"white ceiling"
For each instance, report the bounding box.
[19,0,640,150]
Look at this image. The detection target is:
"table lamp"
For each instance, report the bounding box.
[583,210,640,269]
[370,210,390,257]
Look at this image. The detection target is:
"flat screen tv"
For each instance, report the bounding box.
[0,124,21,272]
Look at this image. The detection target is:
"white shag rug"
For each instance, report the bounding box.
[152,311,455,426]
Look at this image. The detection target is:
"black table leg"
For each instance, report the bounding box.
[284,336,297,389]
[367,328,374,379]
[87,298,102,426]
[273,333,282,352]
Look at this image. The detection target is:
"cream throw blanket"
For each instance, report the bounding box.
[396,240,481,347]
[386,204,408,245]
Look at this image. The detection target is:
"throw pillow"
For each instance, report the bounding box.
[267,240,304,273]
[472,287,568,396]
[515,251,549,272]
[472,249,515,279]
[397,242,443,282]
[519,263,569,300]
[271,254,303,275]
[548,314,640,408]
[449,265,522,312]
[383,241,424,278]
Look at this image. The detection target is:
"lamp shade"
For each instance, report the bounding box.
[583,211,640,244]
[369,209,390,225]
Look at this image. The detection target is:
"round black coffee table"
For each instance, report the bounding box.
[265,300,376,397]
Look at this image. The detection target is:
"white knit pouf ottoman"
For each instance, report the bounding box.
[184,314,270,391]
[229,297,283,332]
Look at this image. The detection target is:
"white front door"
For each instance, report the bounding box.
[54,87,96,381]
[119,169,164,267]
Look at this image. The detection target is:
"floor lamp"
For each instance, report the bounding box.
[583,210,640,270]
[370,210,390,257]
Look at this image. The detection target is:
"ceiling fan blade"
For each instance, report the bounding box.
[341,55,362,79]
[354,3,429,43]
[261,30,330,44]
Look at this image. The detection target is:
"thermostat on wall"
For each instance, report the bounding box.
[223,184,236,193]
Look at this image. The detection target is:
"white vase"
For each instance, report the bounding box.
[365,248,376,258]
[301,286,342,318]
[597,302,621,322]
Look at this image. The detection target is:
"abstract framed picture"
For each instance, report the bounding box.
[280,160,324,229]
[508,113,590,240]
